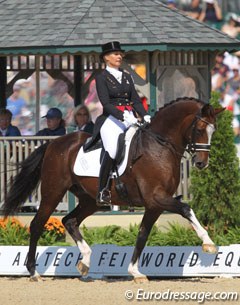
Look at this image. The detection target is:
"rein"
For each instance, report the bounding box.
[135,124,184,158]
[135,112,214,160]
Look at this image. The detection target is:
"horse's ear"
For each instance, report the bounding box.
[214,107,225,116]
[201,104,225,117]
[201,104,213,117]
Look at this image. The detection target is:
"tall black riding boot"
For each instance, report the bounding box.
[96,152,114,207]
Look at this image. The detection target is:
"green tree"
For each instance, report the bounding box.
[190,92,240,234]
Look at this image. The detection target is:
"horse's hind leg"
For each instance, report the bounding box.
[27,191,67,281]
[62,192,98,276]
[128,209,162,283]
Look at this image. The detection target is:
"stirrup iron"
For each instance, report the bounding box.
[96,188,111,207]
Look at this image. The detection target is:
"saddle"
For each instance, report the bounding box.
[74,125,138,178]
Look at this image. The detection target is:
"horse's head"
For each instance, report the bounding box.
[187,104,224,169]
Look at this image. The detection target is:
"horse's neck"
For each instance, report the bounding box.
[151,102,200,147]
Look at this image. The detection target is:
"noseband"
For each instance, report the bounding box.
[186,115,215,156]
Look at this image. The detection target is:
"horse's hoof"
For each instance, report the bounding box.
[202,244,217,254]
[134,276,149,284]
[29,275,43,282]
[77,261,89,276]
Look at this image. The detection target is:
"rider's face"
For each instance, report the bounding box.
[104,52,124,69]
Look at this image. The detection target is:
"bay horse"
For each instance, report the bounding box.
[2,97,223,282]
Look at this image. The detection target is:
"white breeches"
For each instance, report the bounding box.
[100,113,134,159]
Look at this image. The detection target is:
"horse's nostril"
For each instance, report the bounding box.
[196,161,206,169]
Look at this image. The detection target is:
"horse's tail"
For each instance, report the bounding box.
[2,142,50,218]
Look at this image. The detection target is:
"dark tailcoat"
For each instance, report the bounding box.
[84,69,147,150]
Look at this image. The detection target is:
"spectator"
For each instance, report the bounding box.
[223,52,239,71]
[225,65,240,94]
[166,0,177,9]
[211,51,240,141]
[73,105,94,134]
[0,108,21,136]
[199,0,223,26]
[6,82,26,118]
[182,0,202,20]
[211,64,228,92]
[212,53,229,75]
[222,88,240,137]
[221,13,240,39]
[36,107,66,136]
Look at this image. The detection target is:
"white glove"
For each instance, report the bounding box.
[144,115,151,123]
[123,110,131,121]
[123,110,138,127]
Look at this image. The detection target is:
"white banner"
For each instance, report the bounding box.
[0,245,239,278]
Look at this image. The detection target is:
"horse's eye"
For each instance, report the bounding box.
[196,128,204,136]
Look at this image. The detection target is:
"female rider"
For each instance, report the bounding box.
[95,41,151,207]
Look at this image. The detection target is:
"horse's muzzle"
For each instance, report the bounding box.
[193,155,209,170]
[195,160,208,170]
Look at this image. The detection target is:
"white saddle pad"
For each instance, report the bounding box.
[73,125,138,177]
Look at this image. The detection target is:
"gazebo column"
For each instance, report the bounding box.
[35,55,41,132]
[74,55,84,107]
[149,52,157,116]
[0,56,7,108]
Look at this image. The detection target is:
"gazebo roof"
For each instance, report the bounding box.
[0,0,239,55]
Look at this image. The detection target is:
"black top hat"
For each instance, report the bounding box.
[100,41,125,59]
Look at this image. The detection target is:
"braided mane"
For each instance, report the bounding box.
[153,97,205,118]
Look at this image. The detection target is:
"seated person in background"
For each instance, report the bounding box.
[199,0,222,25]
[36,107,66,136]
[182,0,202,20]
[0,108,21,136]
[166,0,177,9]
[221,13,240,39]
[73,105,94,134]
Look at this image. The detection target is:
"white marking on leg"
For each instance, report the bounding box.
[189,209,214,245]
[128,260,145,278]
[30,270,42,282]
[77,240,92,268]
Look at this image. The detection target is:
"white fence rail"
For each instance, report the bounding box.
[0,137,192,213]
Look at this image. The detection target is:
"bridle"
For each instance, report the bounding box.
[136,111,215,159]
[186,115,215,156]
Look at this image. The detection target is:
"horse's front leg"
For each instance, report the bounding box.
[187,208,217,254]
[160,196,217,254]
[128,209,162,283]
